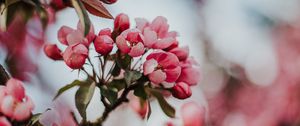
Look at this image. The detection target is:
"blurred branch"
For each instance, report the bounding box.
[0,64,9,85]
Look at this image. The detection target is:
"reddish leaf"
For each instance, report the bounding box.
[81,0,113,19]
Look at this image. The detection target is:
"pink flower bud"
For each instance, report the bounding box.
[169,46,189,61]
[0,117,11,126]
[63,43,88,69]
[114,13,130,33]
[116,29,145,57]
[100,0,118,4]
[44,44,63,60]
[58,26,74,45]
[77,21,96,44]
[181,102,205,126]
[172,82,192,99]
[94,35,114,55]
[98,28,112,37]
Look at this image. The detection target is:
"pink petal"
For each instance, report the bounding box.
[13,102,31,121]
[177,66,201,86]
[149,70,166,84]
[6,78,25,101]
[1,96,16,117]
[181,102,205,126]
[128,42,145,57]
[159,52,180,69]
[169,46,189,61]
[135,18,149,31]
[164,66,181,83]
[0,117,11,126]
[152,37,176,49]
[172,82,191,99]
[143,28,157,47]
[0,86,6,106]
[146,52,164,61]
[166,31,178,38]
[143,59,158,75]
[39,109,61,126]
[150,16,169,38]
[116,35,130,53]
[114,13,130,32]
[58,26,74,45]
[66,30,85,46]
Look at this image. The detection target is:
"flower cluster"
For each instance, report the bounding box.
[0,79,34,126]
[44,13,201,125]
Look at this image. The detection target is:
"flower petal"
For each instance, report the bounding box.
[164,66,181,83]
[129,42,145,57]
[116,35,130,53]
[1,96,16,117]
[135,18,149,31]
[152,37,176,49]
[148,70,166,84]
[13,102,31,121]
[143,59,158,75]
[58,26,74,45]
[6,78,25,101]
[143,28,157,47]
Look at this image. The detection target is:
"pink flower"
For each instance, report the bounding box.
[177,58,201,86]
[94,35,114,55]
[181,102,205,126]
[100,0,118,4]
[0,116,11,126]
[63,43,88,69]
[143,52,181,84]
[169,46,189,61]
[135,16,178,49]
[116,29,145,57]
[172,82,192,99]
[57,22,95,47]
[0,78,34,121]
[114,13,130,33]
[58,26,73,46]
[44,44,63,60]
[50,0,67,10]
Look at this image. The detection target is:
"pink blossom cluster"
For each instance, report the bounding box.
[0,79,34,126]
[44,13,200,99]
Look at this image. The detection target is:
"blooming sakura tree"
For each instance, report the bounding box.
[0,0,204,126]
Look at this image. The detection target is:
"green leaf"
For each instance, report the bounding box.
[108,79,126,91]
[134,84,147,100]
[53,80,83,100]
[81,0,113,19]
[75,81,96,120]
[147,88,175,118]
[124,70,142,86]
[116,52,132,69]
[100,86,118,104]
[71,0,91,36]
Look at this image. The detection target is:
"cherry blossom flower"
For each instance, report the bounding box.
[172,82,192,99]
[135,16,178,49]
[116,29,145,57]
[181,102,205,126]
[44,44,63,60]
[114,13,130,33]
[63,43,88,69]
[0,78,34,121]
[143,52,181,84]
[101,0,118,4]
